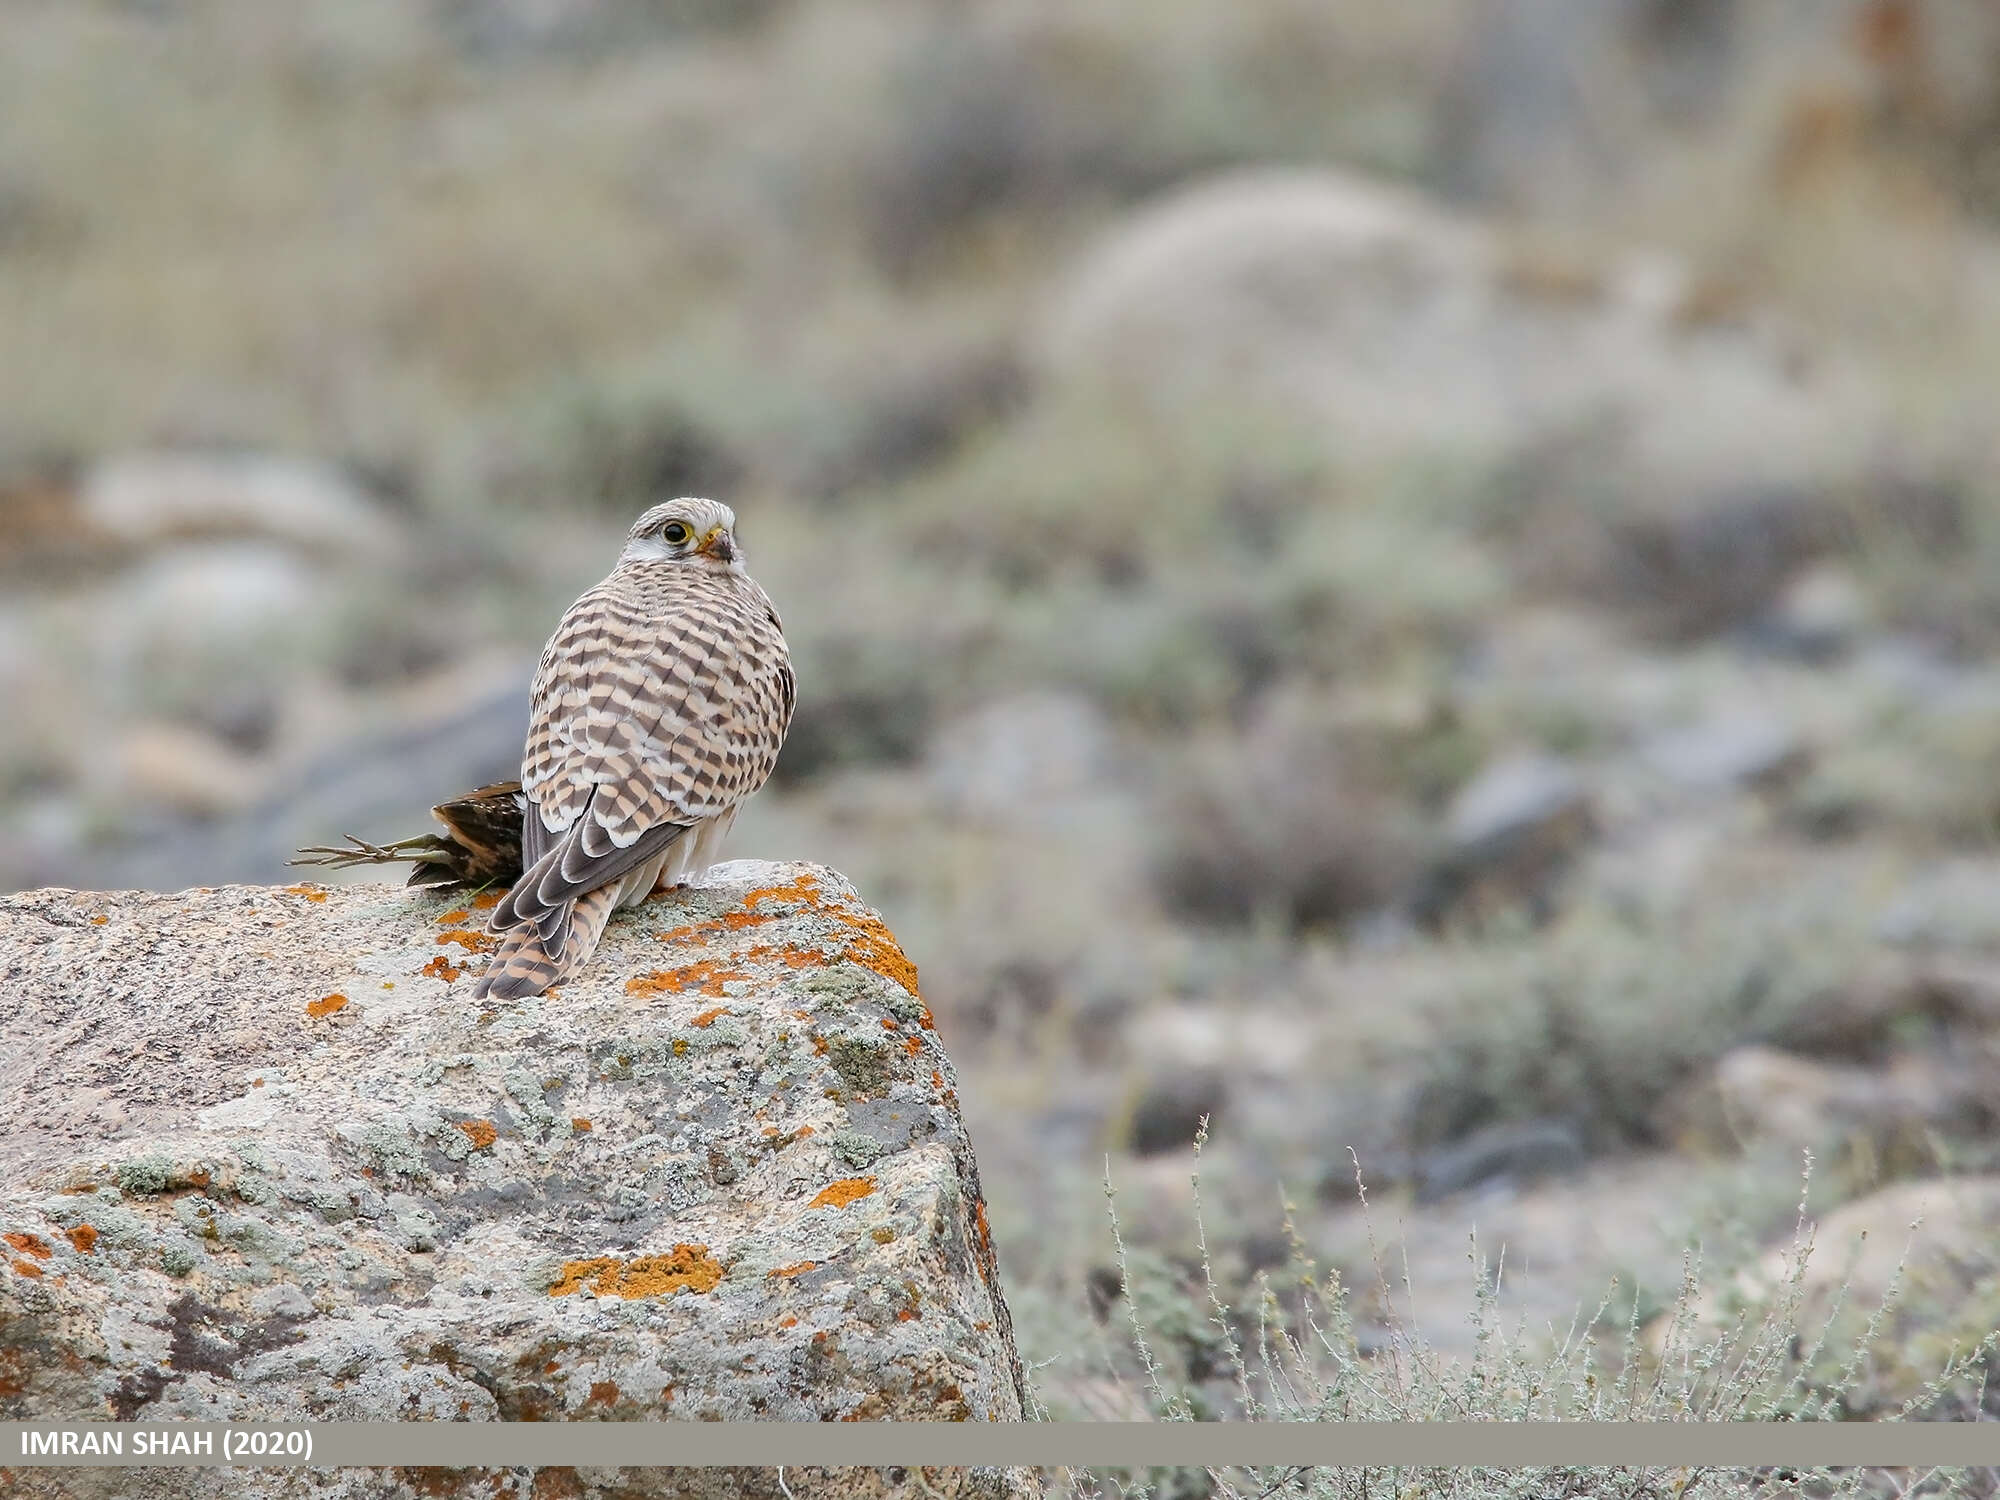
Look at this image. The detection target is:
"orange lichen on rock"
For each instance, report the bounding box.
[454,1120,498,1151]
[831,911,921,997]
[435,910,470,928]
[283,886,328,902]
[624,961,746,999]
[652,906,782,949]
[9,1260,42,1278]
[571,1118,592,1133]
[305,993,349,1019]
[768,1260,817,1279]
[549,1244,723,1299]
[3,1233,51,1259]
[744,874,924,996]
[587,1381,619,1407]
[971,1199,993,1281]
[550,1256,620,1294]
[743,873,824,910]
[437,930,496,953]
[471,889,505,910]
[64,1225,97,1255]
[689,1006,730,1028]
[809,1177,877,1210]
[89,915,107,926]
[745,942,825,971]
[650,874,923,1002]
[903,1036,924,1057]
[421,954,465,983]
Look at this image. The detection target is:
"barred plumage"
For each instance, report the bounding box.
[473,498,794,1000]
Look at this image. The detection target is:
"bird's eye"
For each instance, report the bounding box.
[661,521,690,545]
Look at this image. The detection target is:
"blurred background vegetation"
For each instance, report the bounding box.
[5,0,2000,1431]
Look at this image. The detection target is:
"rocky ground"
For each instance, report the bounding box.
[5,0,2000,1441]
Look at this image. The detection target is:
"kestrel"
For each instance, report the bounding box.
[472,497,795,1000]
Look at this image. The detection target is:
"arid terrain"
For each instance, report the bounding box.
[4,0,2000,1452]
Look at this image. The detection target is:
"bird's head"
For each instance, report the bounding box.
[619,497,744,573]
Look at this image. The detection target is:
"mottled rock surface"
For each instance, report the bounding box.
[0,863,1035,1499]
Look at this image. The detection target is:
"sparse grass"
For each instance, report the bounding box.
[1045,1137,2000,1500]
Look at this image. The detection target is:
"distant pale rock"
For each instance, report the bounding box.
[102,541,328,661]
[0,863,1034,1499]
[1640,711,1806,791]
[1043,169,1873,497]
[1414,752,1593,927]
[1753,565,1871,662]
[1446,753,1588,853]
[102,720,268,819]
[1414,1118,1587,1203]
[1698,1044,1992,1155]
[79,451,401,560]
[925,691,1113,828]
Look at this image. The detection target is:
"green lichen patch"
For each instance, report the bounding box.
[115,1156,178,1197]
[339,1121,429,1182]
[113,1155,227,1199]
[829,1130,887,1169]
[823,1034,898,1099]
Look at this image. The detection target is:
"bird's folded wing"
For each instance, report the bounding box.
[495,584,790,957]
[494,803,690,959]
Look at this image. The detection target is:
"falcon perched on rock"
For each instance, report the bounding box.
[475,498,793,999]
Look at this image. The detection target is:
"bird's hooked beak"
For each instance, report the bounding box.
[697,526,737,564]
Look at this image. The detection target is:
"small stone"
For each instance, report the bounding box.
[1640,712,1806,792]
[1414,753,1593,927]
[1123,1067,1228,1157]
[1446,754,1588,852]
[1750,565,1870,662]
[1414,1119,1586,1203]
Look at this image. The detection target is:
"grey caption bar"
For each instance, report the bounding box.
[6,1422,2000,1469]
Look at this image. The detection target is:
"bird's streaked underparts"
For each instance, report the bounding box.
[296,497,794,1000]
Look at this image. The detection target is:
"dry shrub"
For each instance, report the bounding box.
[768,635,937,784]
[1066,1143,2000,1500]
[1494,432,1968,642]
[1403,898,1872,1156]
[1150,692,1426,932]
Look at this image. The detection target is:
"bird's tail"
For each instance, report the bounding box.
[472,883,618,1000]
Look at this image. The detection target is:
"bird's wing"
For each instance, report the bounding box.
[493,575,792,956]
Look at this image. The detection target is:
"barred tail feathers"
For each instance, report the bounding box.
[472,884,619,1000]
